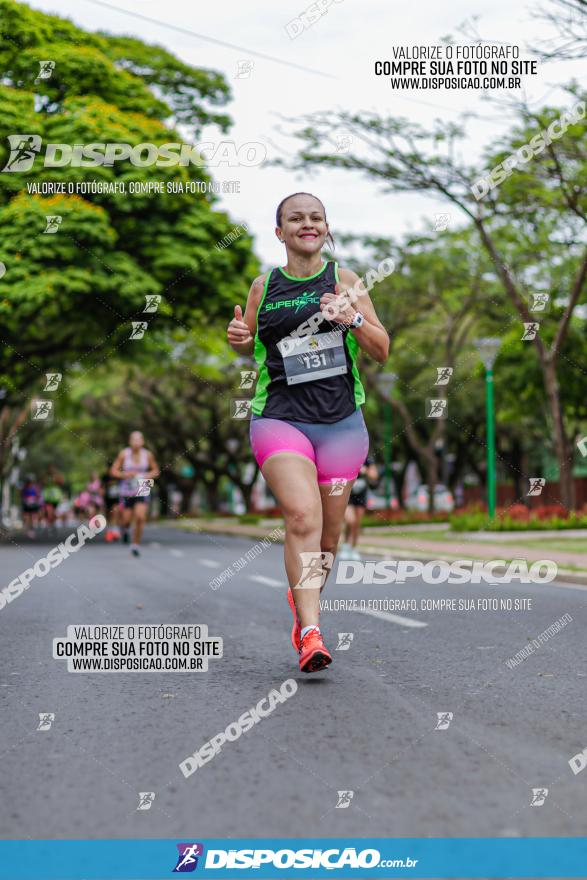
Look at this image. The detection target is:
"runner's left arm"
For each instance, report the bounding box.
[320,268,389,363]
[145,452,160,480]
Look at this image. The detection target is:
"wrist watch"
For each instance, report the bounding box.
[350,311,364,329]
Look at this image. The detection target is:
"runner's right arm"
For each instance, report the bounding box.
[110,452,126,480]
[227,274,266,356]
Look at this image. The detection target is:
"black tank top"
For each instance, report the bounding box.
[251,261,365,423]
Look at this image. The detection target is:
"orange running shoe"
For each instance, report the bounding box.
[299,628,332,673]
[287,587,301,652]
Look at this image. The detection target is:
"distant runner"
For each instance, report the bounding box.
[74,472,104,520]
[110,431,159,557]
[340,455,379,560]
[43,470,64,533]
[102,464,121,542]
[21,476,42,537]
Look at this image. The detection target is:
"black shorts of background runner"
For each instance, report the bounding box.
[348,489,368,508]
[123,496,149,509]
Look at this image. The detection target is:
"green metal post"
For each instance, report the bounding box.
[384,401,392,509]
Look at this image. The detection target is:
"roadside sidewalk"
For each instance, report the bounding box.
[358,534,587,586]
[175,517,587,587]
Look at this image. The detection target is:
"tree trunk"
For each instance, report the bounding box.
[239,481,254,513]
[180,479,197,515]
[424,452,439,513]
[391,398,442,512]
[544,358,575,508]
[394,462,408,509]
[158,481,171,518]
[502,437,525,502]
[203,481,220,513]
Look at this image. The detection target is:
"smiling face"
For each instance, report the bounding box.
[276,194,329,256]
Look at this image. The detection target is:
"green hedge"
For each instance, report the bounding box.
[450,512,587,531]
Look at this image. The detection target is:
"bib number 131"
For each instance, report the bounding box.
[278,331,348,386]
[301,351,329,370]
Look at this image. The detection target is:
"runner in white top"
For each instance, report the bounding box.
[110,431,159,556]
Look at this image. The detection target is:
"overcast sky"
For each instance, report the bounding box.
[29,0,582,268]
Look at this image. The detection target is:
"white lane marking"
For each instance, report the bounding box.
[199,559,221,568]
[354,606,428,628]
[248,575,284,588]
[169,548,185,557]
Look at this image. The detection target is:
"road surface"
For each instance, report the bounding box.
[0,524,585,839]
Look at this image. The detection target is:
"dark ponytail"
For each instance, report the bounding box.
[275,192,335,250]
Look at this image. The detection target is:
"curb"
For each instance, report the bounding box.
[181,521,587,589]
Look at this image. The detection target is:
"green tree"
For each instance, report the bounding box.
[0,0,259,496]
[0,0,230,132]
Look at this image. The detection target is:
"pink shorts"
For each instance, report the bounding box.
[249,409,369,485]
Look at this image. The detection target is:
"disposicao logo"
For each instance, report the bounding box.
[173,843,204,872]
[202,847,383,870]
[1,135,266,172]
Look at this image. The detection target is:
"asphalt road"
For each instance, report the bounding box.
[0,523,586,840]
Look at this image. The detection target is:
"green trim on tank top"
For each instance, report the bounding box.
[251,271,273,416]
[277,261,329,282]
[345,330,366,408]
[338,260,365,407]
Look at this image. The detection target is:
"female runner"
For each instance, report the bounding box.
[227,193,389,672]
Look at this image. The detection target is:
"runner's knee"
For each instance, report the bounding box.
[320,533,340,556]
[284,503,321,539]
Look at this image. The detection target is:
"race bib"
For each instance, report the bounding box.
[121,476,139,496]
[278,332,348,386]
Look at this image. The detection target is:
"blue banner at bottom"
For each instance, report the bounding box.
[1,838,587,879]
